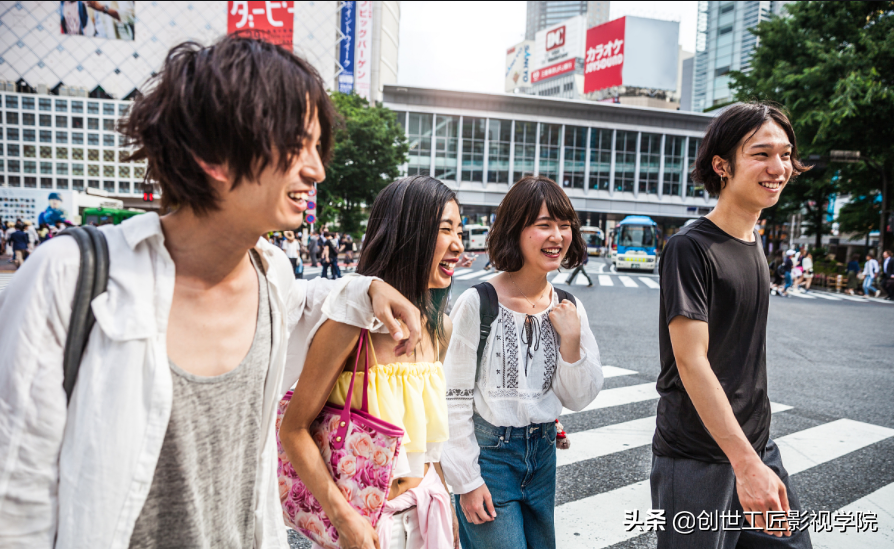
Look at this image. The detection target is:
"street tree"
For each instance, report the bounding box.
[317,92,409,235]
[731,1,894,256]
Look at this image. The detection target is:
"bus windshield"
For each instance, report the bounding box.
[586,233,603,247]
[619,225,655,249]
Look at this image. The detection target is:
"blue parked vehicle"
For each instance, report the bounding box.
[610,216,659,272]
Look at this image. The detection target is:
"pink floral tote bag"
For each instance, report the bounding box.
[276,330,404,549]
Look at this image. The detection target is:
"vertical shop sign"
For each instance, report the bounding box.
[354,0,373,101]
[228,1,295,50]
[338,1,356,94]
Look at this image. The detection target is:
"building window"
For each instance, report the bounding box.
[56,131,68,144]
[5,95,18,108]
[103,166,115,177]
[57,163,68,175]
[87,102,99,115]
[56,99,68,112]
[663,136,685,196]
[40,146,52,158]
[686,138,704,197]
[6,112,18,124]
[588,129,612,191]
[24,146,35,158]
[614,131,637,193]
[56,116,68,128]
[24,161,36,174]
[103,119,115,131]
[72,163,84,176]
[57,178,69,189]
[88,165,99,177]
[487,119,511,184]
[119,104,129,116]
[118,150,131,163]
[103,180,115,193]
[103,135,115,147]
[8,160,19,173]
[72,133,84,145]
[406,113,432,176]
[434,115,459,180]
[72,179,84,191]
[134,166,146,179]
[39,98,51,111]
[88,149,99,161]
[40,177,53,189]
[22,97,35,110]
[7,144,19,157]
[87,118,99,130]
[8,175,20,186]
[40,131,52,143]
[639,134,661,194]
[461,117,485,182]
[0,160,3,172]
[72,117,83,129]
[7,128,19,141]
[72,148,84,160]
[538,123,561,182]
[103,103,115,116]
[562,126,587,189]
[39,114,52,127]
[88,179,99,189]
[24,176,37,188]
[513,121,537,183]
[40,162,52,174]
[119,166,130,178]
[88,134,99,146]
[23,113,35,126]
[71,101,83,113]
[120,181,133,194]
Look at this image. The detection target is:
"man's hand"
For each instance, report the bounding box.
[368,280,421,356]
[457,253,476,269]
[459,484,497,525]
[735,456,791,537]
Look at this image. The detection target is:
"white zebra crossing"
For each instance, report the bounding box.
[812,481,894,548]
[0,273,13,293]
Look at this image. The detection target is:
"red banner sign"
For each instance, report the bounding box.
[532,59,575,84]
[228,1,294,50]
[584,17,625,94]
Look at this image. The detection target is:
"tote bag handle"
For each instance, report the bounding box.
[332,329,370,449]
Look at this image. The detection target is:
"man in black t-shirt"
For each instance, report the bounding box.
[652,103,813,548]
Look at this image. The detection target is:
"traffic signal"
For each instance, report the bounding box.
[141,182,153,202]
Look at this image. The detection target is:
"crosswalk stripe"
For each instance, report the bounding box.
[455,269,494,280]
[602,365,637,378]
[555,418,894,549]
[451,269,472,277]
[810,292,842,301]
[835,294,870,302]
[789,291,817,299]
[561,383,657,416]
[481,272,501,281]
[811,481,894,549]
[556,402,793,468]
[598,274,613,286]
[573,273,591,286]
[551,272,571,284]
[638,277,660,289]
[618,276,639,288]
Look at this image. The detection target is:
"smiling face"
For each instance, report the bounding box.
[217,113,325,234]
[714,120,793,212]
[428,200,464,289]
[518,202,573,274]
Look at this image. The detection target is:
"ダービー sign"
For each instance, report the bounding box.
[228,1,295,50]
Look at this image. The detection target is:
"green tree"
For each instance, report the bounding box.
[318,93,409,235]
[731,1,894,255]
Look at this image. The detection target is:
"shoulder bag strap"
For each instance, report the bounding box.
[554,287,576,308]
[473,282,499,382]
[60,226,109,404]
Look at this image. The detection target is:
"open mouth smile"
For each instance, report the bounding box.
[287,191,309,211]
[542,247,561,259]
[759,181,784,191]
[438,258,458,276]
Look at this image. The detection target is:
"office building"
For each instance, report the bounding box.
[691,0,792,112]
[525,1,609,41]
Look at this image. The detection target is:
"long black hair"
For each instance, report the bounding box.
[358,176,457,348]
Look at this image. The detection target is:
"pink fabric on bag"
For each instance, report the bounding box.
[377,466,454,549]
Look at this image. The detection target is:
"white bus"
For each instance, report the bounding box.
[463,224,489,251]
[580,226,606,256]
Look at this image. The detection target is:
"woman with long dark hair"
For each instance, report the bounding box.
[279,176,463,549]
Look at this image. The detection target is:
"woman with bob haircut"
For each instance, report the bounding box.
[279,175,465,549]
[441,176,604,549]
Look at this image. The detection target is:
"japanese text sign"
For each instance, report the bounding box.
[584,17,625,94]
[228,1,295,50]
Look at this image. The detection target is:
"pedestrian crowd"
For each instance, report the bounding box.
[769,246,893,300]
[0,35,848,549]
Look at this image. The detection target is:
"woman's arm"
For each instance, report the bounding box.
[279,320,381,549]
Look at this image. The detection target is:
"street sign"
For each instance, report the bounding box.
[830,150,861,163]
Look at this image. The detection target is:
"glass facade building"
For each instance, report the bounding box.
[386,86,717,226]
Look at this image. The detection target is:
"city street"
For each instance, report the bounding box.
[298,253,894,549]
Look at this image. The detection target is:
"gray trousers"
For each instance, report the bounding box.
[651,439,813,549]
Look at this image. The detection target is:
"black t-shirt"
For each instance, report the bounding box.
[653,217,771,463]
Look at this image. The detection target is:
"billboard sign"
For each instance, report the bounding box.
[228,1,295,50]
[505,40,533,92]
[60,1,135,40]
[534,15,586,70]
[584,16,679,94]
[338,1,356,94]
[353,0,373,101]
[532,59,575,84]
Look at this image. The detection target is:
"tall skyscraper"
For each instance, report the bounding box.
[525,1,609,41]
[691,0,792,112]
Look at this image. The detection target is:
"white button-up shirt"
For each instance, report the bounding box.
[0,213,380,548]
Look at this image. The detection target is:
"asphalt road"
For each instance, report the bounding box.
[293,253,894,548]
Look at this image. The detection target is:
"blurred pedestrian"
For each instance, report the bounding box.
[781,250,795,296]
[24,220,38,251]
[307,231,320,267]
[9,222,30,269]
[566,249,593,287]
[881,249,893,300]
[862,253,880,297]
[800,251,814,292]
[768,252,784,296]
[281,230,303,279]
[845,254,860,295]
[343,234,355,270]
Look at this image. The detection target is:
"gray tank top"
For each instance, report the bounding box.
[129,250,271,548]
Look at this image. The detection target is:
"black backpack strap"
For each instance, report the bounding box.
[554,287,576,307]
[473,282,499,381]
[60,226,109,404]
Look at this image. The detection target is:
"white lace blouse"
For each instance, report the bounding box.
[441,286,604,494]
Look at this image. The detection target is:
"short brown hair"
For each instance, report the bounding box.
[121,35,335,215]
[486,176,586,272]
[692,102,810,197]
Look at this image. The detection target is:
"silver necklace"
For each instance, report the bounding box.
[509,273,548,309]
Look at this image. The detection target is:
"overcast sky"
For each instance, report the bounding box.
[397,1,698,94]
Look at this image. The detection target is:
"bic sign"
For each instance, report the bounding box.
[546,26,565,51]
